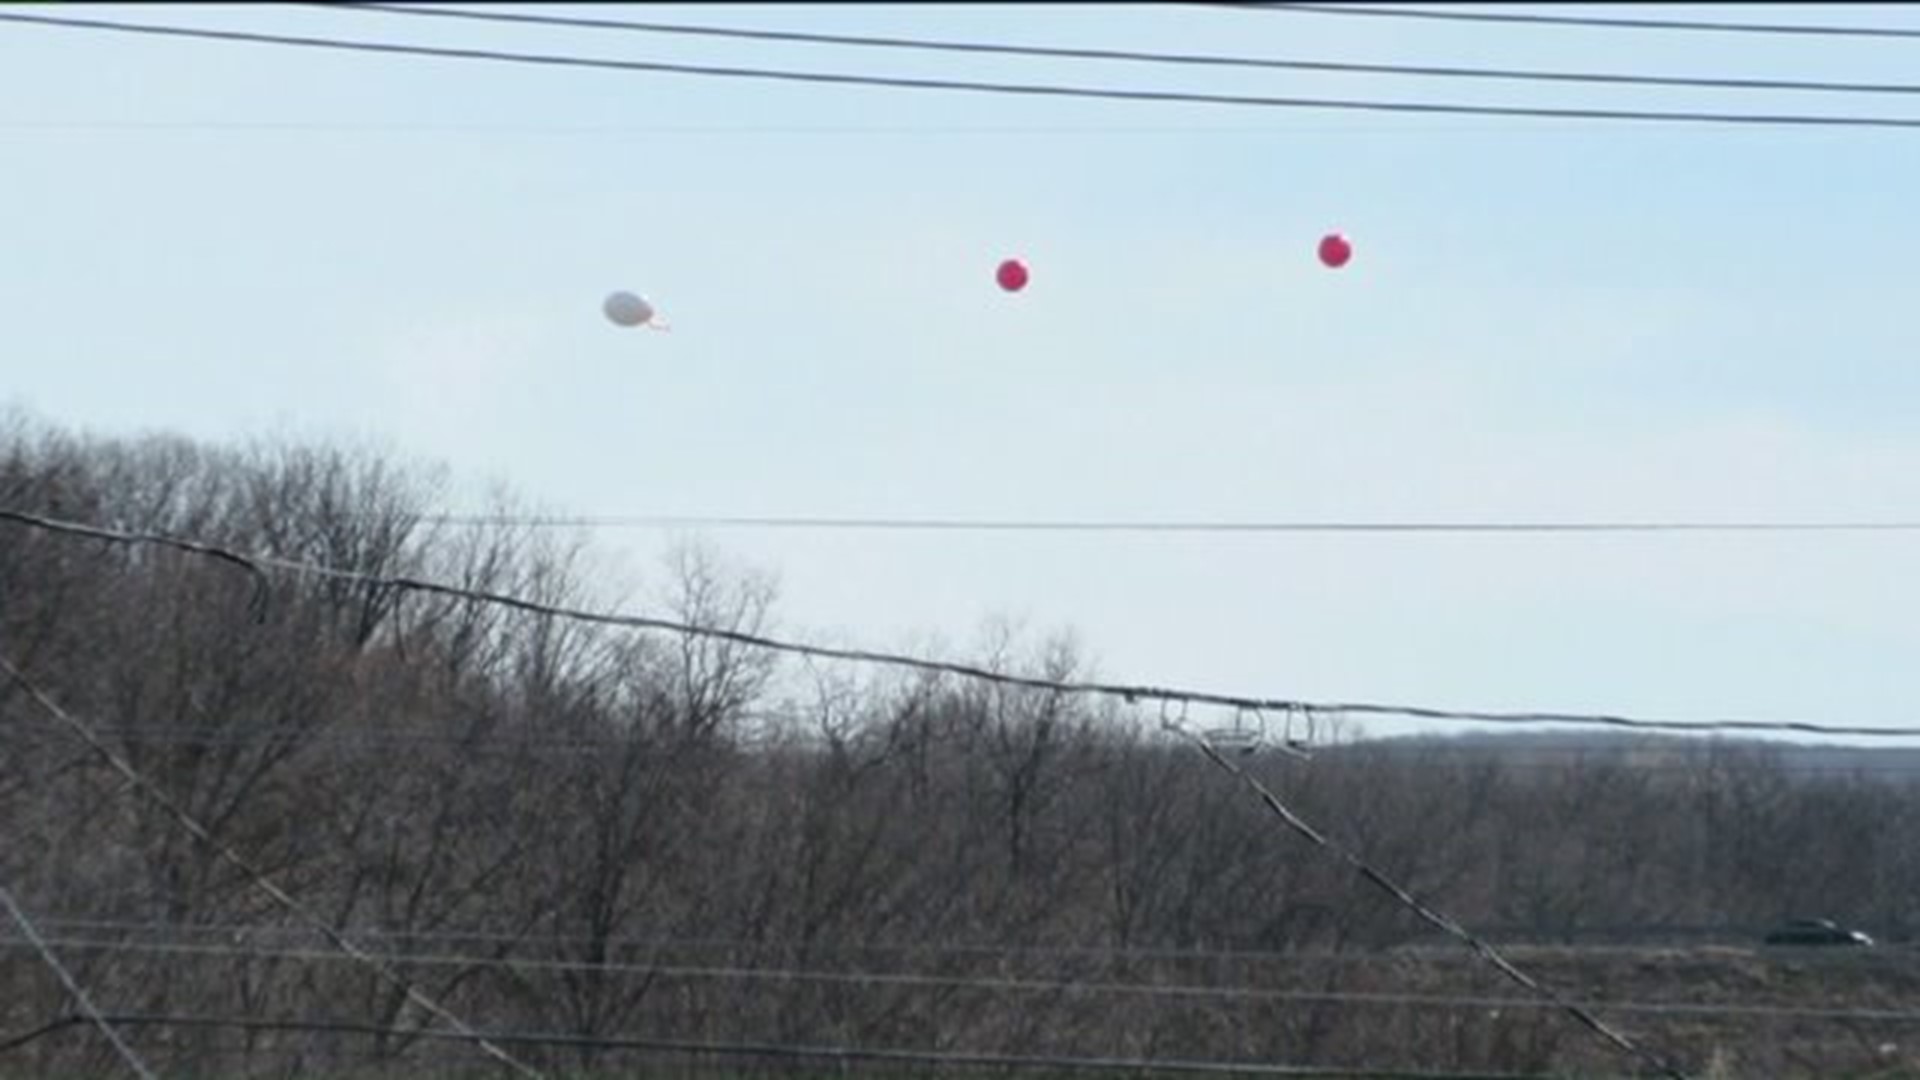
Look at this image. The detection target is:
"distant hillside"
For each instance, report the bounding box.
[1353,729,1920,781]
[7,413,1920,1079]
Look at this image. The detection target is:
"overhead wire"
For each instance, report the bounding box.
[0,506,1855,1079]
[324,2,1920,98]
[0,653,550,1080]
[0,11,1893,1078]
[6,10,1920,129]
[8,609,1688,1074]
[0,1013,1550,1080]
[415,513,1920,534]
[4,504,1918,741]
[1227,3,1920,40]
[0,1017,82,1056]
[46,725,1920,784]
[44,716,1920,776]
[0,882,157,1080]
[0,119,1476,136]
[66,722,1920,755]
[0,507,1875,1075]
[1166,719,1690,1079]
[0,915,1770,966]
[4,933,1916,1025]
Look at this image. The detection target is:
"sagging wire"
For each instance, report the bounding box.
[3,505,1917,741]
[1154,703,1692,1080]
[0,881,157,1079]
[0,654,549,1080]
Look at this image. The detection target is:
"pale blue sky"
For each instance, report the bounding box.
[8,4,1920,740]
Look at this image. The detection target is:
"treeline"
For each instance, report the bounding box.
[2,415,1916,1079]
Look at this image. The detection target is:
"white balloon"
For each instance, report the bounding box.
[603,291,655,328]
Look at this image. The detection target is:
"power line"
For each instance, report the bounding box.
[5,504,1918,741]
[1,1013,1550,1080]
[0,520,1789,1079]
[52,714,1920,755]
[6,933,1917,1025]
[7,10,1920,130]
[2,527,1705,1079]
[1167,721,1689,1079]
[49,716,1920,767]
[0,118,1770,138]
[0,883,157,1080]
[326,2,1920,98]
[0,1017,78,1056]
[0,915,1769,966]
[0,119,1478,135]
[0,653,549,1080]
[417,513,1920,534]
[58,726,1920,778]
[1232,3,1920,39]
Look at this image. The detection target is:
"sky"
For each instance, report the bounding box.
[7,3,1920,744]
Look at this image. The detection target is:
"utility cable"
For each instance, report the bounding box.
[3,505,1916,741]
[417,513,1920,534]
[0,652,549,1080]
[1227,4,1920,40]
[4,933,1917,1024]
[0,1012,1553,1079]
[0,882,157,1079]
[5,11,1920,129]
[327,2,1920,99]
[1165,716,1691,1080]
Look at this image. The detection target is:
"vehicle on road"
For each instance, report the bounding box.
[1762,918,1874,947]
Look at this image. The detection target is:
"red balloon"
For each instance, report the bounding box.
[1317,232,1352,269]
[996,258,1029,292]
